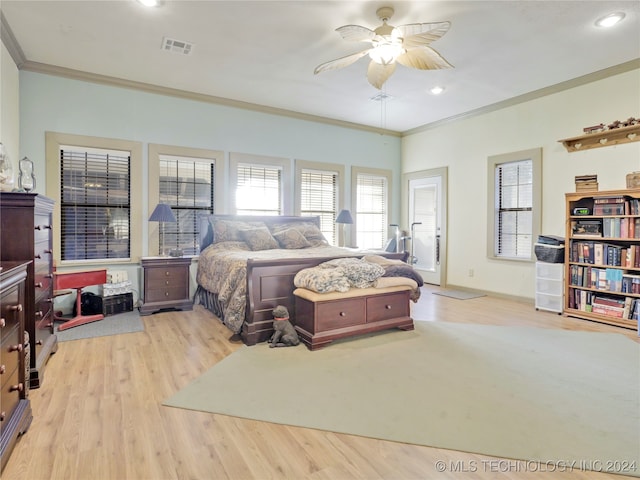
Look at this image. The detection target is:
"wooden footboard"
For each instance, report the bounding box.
[242,252,407,345]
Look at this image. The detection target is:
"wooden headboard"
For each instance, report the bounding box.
[198,214,321,252]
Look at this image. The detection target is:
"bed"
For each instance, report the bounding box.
[194,214,408,346]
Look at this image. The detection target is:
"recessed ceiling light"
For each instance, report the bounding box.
[137,0,160,7]
[595,12,626,27]
[429,86,445,95]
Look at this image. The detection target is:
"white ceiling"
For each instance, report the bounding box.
[2,1,639,133]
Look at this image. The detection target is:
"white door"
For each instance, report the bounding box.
[408,172,445,285]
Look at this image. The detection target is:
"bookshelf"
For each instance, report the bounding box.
[564,188,640,330]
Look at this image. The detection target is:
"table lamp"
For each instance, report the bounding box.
[335,209,353,247]
[149,203,177,256]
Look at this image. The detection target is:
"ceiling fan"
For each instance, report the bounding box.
[314,6,453,90]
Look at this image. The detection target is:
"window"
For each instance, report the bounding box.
[148,144,223,256]
[236,164,282,215]
[295,160,344,246]
[230,153,291,215]
[60,147,130,261]
[487,148,542,261]
[158,156,214,256]
[352,167,391,250]
[45,132,143,265]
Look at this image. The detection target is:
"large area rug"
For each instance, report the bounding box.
[55,309,144,342]
[164,323,640,476]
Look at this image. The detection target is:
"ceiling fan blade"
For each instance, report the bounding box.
[336,24,376,42]
[398,22,451,48]
[396,47,453,70]
[367,61,396,89]
[314,49,371,74]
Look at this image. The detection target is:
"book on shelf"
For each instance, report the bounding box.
[593,196,625,204]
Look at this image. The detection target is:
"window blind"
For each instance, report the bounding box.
[495,159,533,258]
[235,164,282,215]
[159,156,214,255]
[356,173,388,249]
[300,169,337,245]
[60,148,131,261]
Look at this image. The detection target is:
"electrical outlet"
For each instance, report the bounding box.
[468,269,474,277]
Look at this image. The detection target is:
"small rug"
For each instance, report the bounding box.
[55,309,144,342]
[433,289,486,300]
[163,323,640,477]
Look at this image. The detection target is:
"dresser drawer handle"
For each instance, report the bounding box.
[165,280,170,285]
[9,304,23,312]
[385,305,392,309]
[0,365,5,375]
[35,282,43,288]
[45,273,54,279]
[37,340,43,345]
[35,254,41,259]
[9,383,24,393]
[35,310,43,318]
[0,318,4,328]
[165,271,170,276]
[0,411,5,422]
[8,343,23,353]
[339,312,346,316]
[165,292,170,297]
[35,224,52,230]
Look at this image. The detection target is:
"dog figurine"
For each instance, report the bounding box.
[268,305,300,348]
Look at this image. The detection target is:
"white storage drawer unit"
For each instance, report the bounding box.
[535,261,563,313]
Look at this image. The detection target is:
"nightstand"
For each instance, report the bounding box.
[140,257,193,316]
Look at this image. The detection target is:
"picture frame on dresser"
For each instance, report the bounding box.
[0,192,57,388]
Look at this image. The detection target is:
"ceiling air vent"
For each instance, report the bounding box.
[161,37,194,55]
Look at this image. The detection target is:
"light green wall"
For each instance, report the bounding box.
[0,42,19,183]
[402,68,640,299]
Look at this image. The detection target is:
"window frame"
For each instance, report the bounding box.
[351,166,392,250]
[148,144,224,257]
[229,152,292,215]
[295,159,345,246]
[45,131,143,266]
[486,147,542,262]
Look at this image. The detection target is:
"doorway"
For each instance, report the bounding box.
[404,167,447,286]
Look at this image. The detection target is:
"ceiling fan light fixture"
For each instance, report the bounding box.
[369,41,405,65]
[595,12,625,27]
[429,86,445,95]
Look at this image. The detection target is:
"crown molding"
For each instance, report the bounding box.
[18,60,402,138]
[0,11,26,67]
[403,59,640,136]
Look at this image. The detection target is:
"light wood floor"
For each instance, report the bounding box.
[3,284,638,480]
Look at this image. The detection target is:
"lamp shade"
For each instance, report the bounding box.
[149,203,177,223]
[336,209,353,224]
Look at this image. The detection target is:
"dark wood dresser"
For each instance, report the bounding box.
[0,261,33,473]
[140,256,192,315]
[0,193,57,388]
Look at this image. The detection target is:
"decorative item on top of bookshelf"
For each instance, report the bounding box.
[574,174,598,192]
[564,188,640,330]
[626,172,640,189]
[559,117,640,152]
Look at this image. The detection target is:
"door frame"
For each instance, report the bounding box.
[402,167,448,287]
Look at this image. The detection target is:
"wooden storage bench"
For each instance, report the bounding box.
[293,286,414,350]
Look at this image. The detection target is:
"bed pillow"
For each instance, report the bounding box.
[212,219,266,243]
[239,226,280,251]
[273,228,312,249]
[270,221,328,247]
